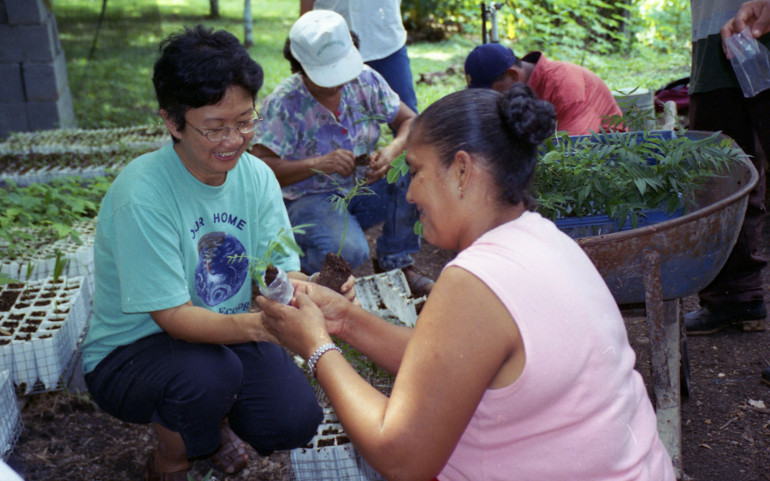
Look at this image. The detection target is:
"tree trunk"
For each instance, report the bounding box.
[244,0,253,47]
[209,0,220,19]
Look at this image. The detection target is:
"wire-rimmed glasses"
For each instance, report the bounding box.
[187,110,264,142]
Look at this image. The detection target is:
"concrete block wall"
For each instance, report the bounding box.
[0,0,76,139]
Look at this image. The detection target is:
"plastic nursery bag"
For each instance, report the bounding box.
[724,26,770,98]
[260,266,294,305]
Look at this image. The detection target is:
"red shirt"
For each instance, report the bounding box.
[525,52,624,135]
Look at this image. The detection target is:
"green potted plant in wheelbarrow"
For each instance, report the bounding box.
[531,129,745,238]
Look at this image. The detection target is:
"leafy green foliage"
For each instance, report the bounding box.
[52,250,69,283]
[386,152,408,184]
[402,0,690,58]
[227,225,309,288]
[0,175,113,259]
[531,131,741,229]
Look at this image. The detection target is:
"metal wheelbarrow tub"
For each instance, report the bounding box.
[577,131,758,305]
[571,131,758,478]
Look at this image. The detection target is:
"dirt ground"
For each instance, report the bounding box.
[6,220,770,481]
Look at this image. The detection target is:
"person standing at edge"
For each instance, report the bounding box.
[684,0,770,344]
[704,0,770,386]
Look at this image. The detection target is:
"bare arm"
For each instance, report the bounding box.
[258,266,523,480]
[328,301,413,374]
[151,270,315,345]
[250,144,356,187]
[151,302,277,344]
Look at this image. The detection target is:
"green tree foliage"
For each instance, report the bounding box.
[401,0,690,57]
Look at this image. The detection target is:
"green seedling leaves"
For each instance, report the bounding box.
[227,224,310,288]
[531,130,738,226]
[387,152,408,184]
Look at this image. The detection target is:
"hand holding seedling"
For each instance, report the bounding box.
[314,148,356,177]
[366,143,403,183]
[258,288,337,361]
[296,280,359,336]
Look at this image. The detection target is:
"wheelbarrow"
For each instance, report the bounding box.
[573,131,759,478]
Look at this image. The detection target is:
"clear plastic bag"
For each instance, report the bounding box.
[725,26,770,98]
[260,266,294,305]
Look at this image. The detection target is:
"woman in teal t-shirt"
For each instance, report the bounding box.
[80,26,328,480]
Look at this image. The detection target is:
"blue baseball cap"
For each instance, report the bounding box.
[464,43,518,89]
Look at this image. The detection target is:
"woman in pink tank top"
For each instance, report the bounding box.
[258,84,676,481]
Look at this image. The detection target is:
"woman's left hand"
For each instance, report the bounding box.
[308,274,359,305]
[339,275,359,304]
[257,292,333,360]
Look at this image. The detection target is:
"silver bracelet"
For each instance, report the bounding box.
[307,343,341,378]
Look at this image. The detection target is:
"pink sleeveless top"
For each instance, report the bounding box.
[439,211,674,481]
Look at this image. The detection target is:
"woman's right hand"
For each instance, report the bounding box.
[291,281,353,337]
[314,148,356,177]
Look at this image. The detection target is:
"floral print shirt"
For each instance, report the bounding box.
[254,66,401,200]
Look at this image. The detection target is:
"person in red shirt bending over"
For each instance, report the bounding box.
[464,43,623,135]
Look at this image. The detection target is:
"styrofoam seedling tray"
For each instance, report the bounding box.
[289,407,384,481]
[354,270,421,327]
[0,125,170,155]
[0,220,96,290]
[0,276,92,394]
[0,370,22,459]
[0,165,115,187]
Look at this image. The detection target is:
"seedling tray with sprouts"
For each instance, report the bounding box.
[0,276,92,394]
[0,220,96,292]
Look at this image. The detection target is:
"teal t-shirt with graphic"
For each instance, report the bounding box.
[81,143,299,373]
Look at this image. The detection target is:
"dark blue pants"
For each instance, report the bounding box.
[286,174,420,274]
[84,333,322,458]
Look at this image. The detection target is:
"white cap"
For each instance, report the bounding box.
[289,10,363,88]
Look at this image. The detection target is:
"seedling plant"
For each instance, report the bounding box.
[227,225,309,289]
[532,130,741,229]
[325,175,376,258]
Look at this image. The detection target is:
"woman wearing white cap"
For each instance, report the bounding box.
[299,0,418,114]
[252,10,434,296]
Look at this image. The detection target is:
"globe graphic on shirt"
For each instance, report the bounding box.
[194,232,249,307]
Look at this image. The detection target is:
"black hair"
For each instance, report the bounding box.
[410,84,555,208]
[152,25,264,142]
[283,31,361,76]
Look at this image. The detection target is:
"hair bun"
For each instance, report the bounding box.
[498,84,556,146]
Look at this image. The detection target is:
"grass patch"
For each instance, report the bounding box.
[52,0,691,129]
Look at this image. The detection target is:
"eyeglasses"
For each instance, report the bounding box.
[187,110,264,142]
